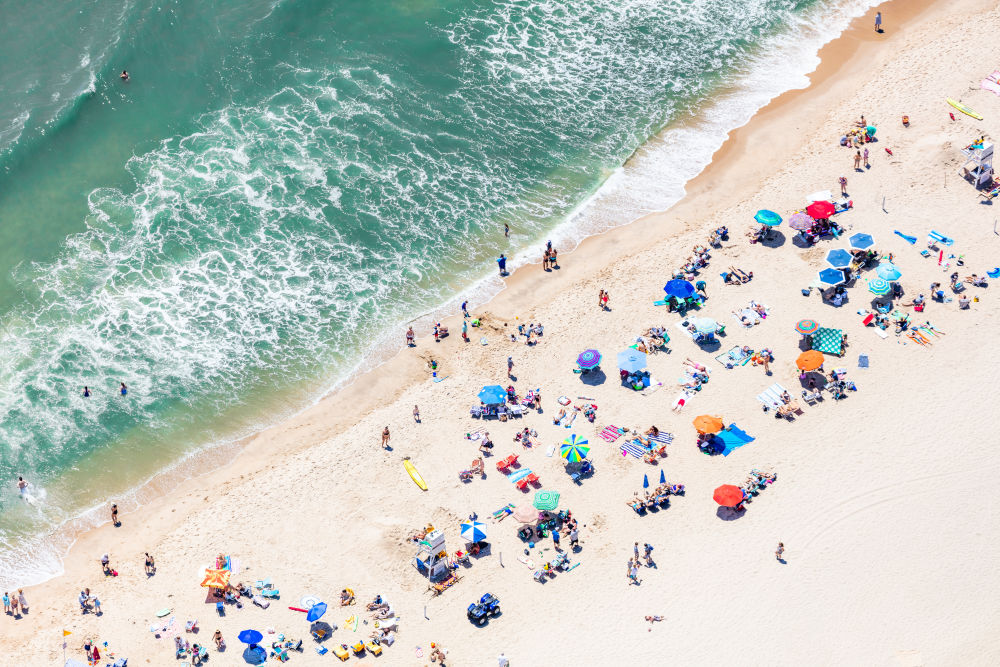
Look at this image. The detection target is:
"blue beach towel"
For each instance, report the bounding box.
[709,425,755,457]
[928,230,954,246]
[988,268,1000,279]
[894,230,917,244]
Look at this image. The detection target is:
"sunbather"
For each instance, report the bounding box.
[966,274,988,286]
[731,267,752,282]
[682,358,707,372]
[366,595,386,611]
[340,589,354,606]
[722,271,742,285]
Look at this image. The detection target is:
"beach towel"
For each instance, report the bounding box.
[982,70,1000,96]
[620,439,651,459]
[988,268,1000,279]
[649,432,674,447]
[709,425,755,457]
[492,503,515,520]
[673,319,697,339]
[715,346,749,367]
[507,468,531,483]
[928,230,954,246]
[858,354,869,368]
[894,230,917,244]
[599,425,623,442]
[732,308,760,326]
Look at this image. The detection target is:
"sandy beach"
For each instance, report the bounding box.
[6,0,1000,664]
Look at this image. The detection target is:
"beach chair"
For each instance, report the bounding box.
[366,641,383,656]
[332,644,350,661]
[261,588,280,599]
[185,619,198,632]
[470,406,482,418]
[252,596,270,609]
[496,456,513,472]
[351,641,366,656]
[509,405,524,418]
[215,602,224,616]
[801,390,821,404]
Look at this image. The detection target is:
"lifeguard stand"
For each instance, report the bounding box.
[959,141,994,188]
[412,528,449,581]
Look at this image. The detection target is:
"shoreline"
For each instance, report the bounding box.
[10,0,1000,661]
[5,0,941,592]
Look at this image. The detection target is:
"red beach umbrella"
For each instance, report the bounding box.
[713,484,745,507]
[806,201,835,219]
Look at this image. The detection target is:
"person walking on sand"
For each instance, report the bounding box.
[381,426,390,449]
[413,405,420,422]
[111,503,119,527]
[2,591,9,614]
[853,150,861,171]
[776,542,785,561]
[634,541,640,561]
[17,589,27,614]
[498,653,509,667]
[839,176,848,196]
[601,290,609,310]
[875,11,882,32]
[497,254,507,276]
[462,318,468,341]
[863,147,870,168]
[598,289,604,308]
[145,552,155,575]
[507,356,514,379]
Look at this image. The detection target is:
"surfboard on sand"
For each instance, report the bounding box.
[947,98,983,120]
[403,458,427,490]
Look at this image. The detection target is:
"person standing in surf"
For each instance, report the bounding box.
[875,12,882,33]
[497,254,507,276]
[17,476,27,497]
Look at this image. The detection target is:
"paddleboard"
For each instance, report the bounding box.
[402,459,427,491]
[947,98,983,120]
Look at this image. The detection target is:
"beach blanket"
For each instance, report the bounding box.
[709,425,755,457]
[715,346,750,368]
[492,503,515,520]
[508,468,531,483]
[673,319,696,339]
[732,309,760,326]
[811,327,844,355]
[858,354,869,368]
[894,230,917,244]
[649,432,674,447]
[599,425,623,442]
[620,439,651,459]
[982,70,1000,96]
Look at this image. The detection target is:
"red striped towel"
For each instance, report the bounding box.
[599,425,622,442]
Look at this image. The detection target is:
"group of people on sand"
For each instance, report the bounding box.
[542,240,558,271]
[2,589,28,618]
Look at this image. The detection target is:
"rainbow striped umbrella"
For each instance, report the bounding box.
[795,319,820,335]
[868,278,892,296]
[561,434,590,462]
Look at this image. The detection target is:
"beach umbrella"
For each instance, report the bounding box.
[643,474,649,489]
[663,279,695,299]
[806,201,835,219]
[533,490,560,511]
[866,125,877,136]
[824,248,854,269]
[807,190,834,203]
[200,568,231,590]
[796,350,825,371]
[576,349,601,370]
[693,415,724,434]
[787,212,814,231]
[563,433,589,446]
[560,443,591,462]
[693,317,717,334]
[460,520,488,543]
[713,484,745,507]
[848,233,875,250]
[876,262,902,281]
[816,268,846,288]
[477,385,506,405]
[659,469,666,484]
[512,505,538,523]
[795,319,820,335]
[306,602,328,623]
[868,278,892,296]
[754,209,782,227]
[238,629,263,645]
[300,594,321,609]
[617,349,647,373]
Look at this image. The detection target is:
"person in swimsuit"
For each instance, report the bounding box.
[83,386,91,397]
[17,476,27,496]
[145,552,156,575]
[120,382,127,396]
[120,70,129,81]
[213,630,225,650]
[111,503,119,526]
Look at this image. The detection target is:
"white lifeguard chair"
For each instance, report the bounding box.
[412,528,450,581]
[959,141,994,189]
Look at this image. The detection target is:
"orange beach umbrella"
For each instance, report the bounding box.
[693,415,724,435]
[795,350,825,372]
[200,568,231,589]
[713,484,745,507]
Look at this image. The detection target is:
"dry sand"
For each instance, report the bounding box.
[5,0,1000,664]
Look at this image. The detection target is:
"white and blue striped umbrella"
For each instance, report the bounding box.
[460,520,487,543]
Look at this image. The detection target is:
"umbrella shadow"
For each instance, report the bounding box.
[580,369,606,386]
[791,233,815,249]
[797,372,828,391]
[759,230,786,248]
[309,621,335,642]
[716,506,746,521]
[697,338,722,353]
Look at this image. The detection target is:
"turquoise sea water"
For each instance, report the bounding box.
[0,0,876,585]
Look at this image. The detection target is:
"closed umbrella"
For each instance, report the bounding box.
[460,520,488,543]
[848,233,875,250]
[693,318,717,334]
[816,268,846,288]
[663,279,695,299]
[795,319,820,335]
[693,415,724,434]
[576,349,601,370]
[876,262,902,281]
[796,350,825,371]
[617,349,647,373]
[306,602,328,623]
[825,248,854,269]
[532,490,560,511]
[806,201,835,219]
[477,385,506,405]
[713,484,745,507]
[754,209,782,227]
[659,469,666,484]
[643,474,649,489]
[868,278,892,296]
[788,212,814,231]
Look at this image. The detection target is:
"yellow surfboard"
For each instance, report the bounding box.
[947,98,983,120]
[403,458,427,490]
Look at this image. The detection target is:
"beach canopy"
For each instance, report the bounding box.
[816,268,846,288]
[876,262,902,281]
[512,505,538,523]
[663,279,695,299]
[754,209,782,227]
[238,629,264,645]
[788,212,814,231]
[693,317,717,334]
[825,248,854,269]
[848,232,875,250]
[306,602,328,623]
[868,278,892,296]
[810,327,845,355]
[576,349,601,370]
[796,350,825,371]
[713,484,745,507]
[460,520,488,543]
[533,491,560,511]
[617,349,647,373]
[477,385,506,405]
[201,568,231,589]
[806,201,835,219]
[709,425,756,457]
[693,415,724,434]
[795,319,820,335]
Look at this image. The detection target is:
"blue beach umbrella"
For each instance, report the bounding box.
[848,233,875,250]
[876,262,902,281]
[617,349,647,373]
[306,602,328,623]
[460,520,488,543]
[754,209,782,227]
[576,349,601,370]
[663,279,695,299]
[825,248,854,269]
[477,385,506,405]
[868,278,892,296]
[238,629,263,645]
[643,474,649,489]
[816,268,847,288]
[659,469,666,484]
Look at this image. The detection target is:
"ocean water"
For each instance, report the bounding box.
[0,0,878,586]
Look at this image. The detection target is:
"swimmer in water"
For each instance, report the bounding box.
[120,70,129,81]
[17,477,27,495]
[83,386,91,397]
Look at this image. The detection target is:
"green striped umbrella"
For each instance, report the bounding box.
[533,490,560,511]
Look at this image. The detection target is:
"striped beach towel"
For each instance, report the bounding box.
[620,439,651,459]
[508,468,532,483]
[600,425,622,442]
[649,432,674,447]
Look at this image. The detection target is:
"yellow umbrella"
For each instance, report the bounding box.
[200,568,231,589]
[693,415,724,434]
